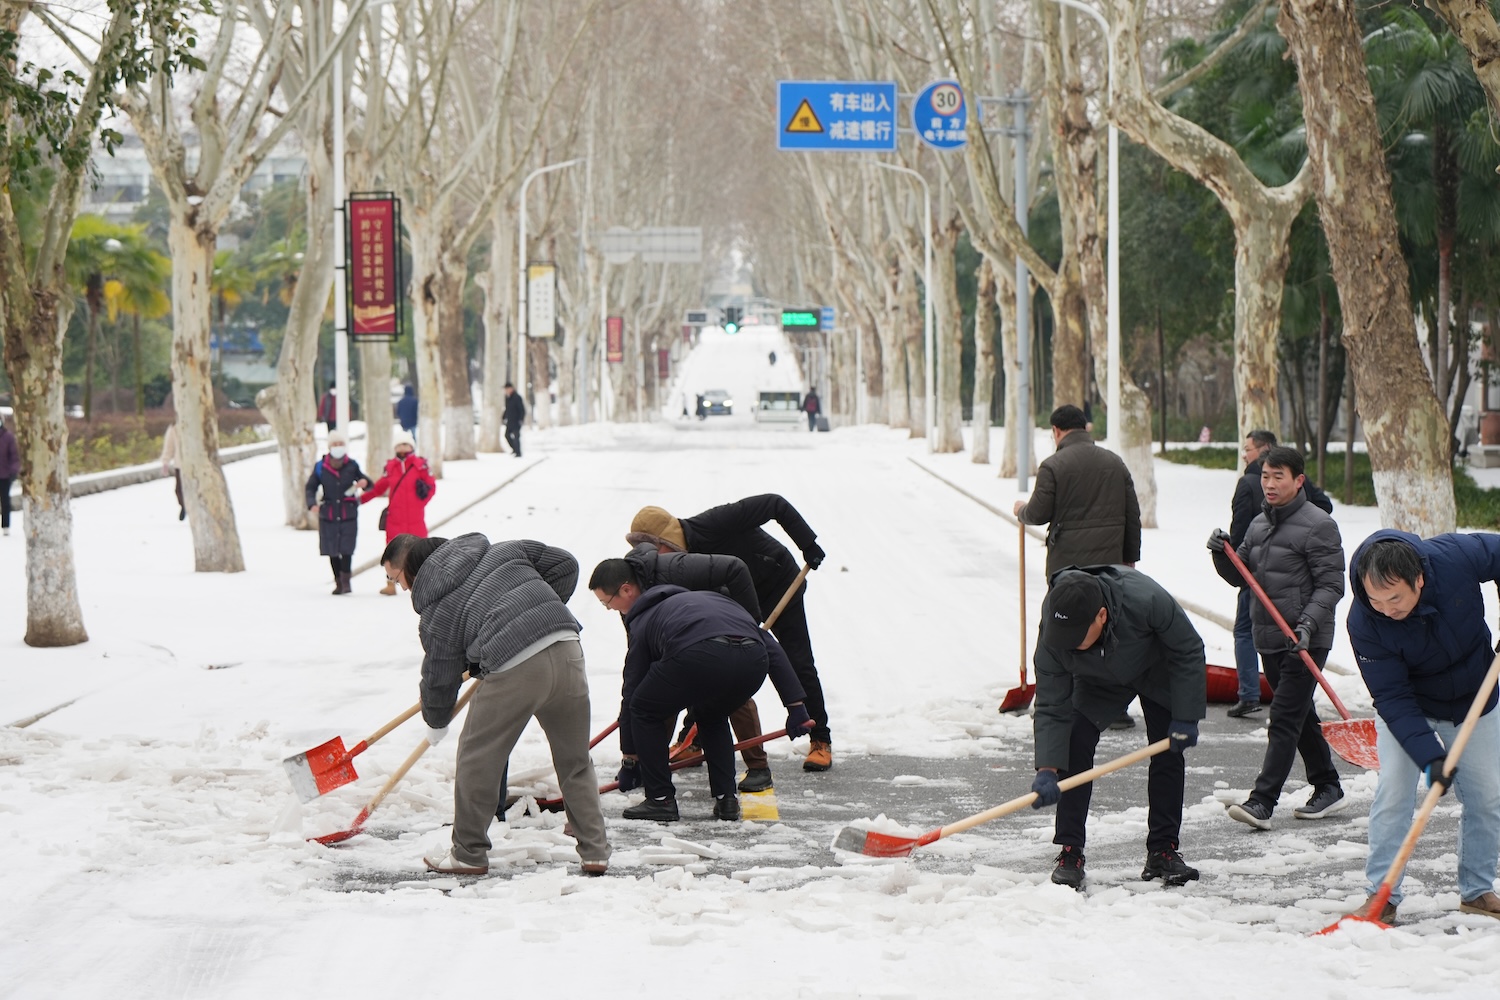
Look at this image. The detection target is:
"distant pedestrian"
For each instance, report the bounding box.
[396,384,418,433]
[318,382,338,430]
[803,388,821,432]
[361,430,436,596]
[696,394,706,421]
[305,430,369,595]
[503,381,525,458]
[768,350,777,366]
[159,422,185,522]
[0,411,18,537]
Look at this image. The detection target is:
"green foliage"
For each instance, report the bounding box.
[1454,469,1500,530]
[1159,446,1241,471]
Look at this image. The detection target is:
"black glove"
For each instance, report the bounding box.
[803,542,826,570]
[615,759,641,792]
[1030,770,1061,809]
[1206,528,1232,553]
[785,703,813,736]
[414,479,431,500]
[1424,757,1456,794]
[1168,719,1199,752]
[1289,620,1313,653]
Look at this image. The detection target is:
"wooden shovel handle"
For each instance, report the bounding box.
[761,564,811,631]
[1019,521,1028,686]
[360,679,480,819]
[938,739,1172,841]
[364,701,422,748]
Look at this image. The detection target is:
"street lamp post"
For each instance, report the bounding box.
[517,158,585,419]
[1048,0,1120,453]
[871,161,933,449]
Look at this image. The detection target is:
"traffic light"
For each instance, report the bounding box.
[723,306,742,334]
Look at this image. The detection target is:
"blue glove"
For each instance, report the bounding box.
[1288,620,1313,653]
[1168,719,1199,753]
[785,703,813,736]
[1030,770,1061,809]
[615,759,641,792]
[803,542,826,570]
[1206,528,1232,553]
[1424,756,1455,794]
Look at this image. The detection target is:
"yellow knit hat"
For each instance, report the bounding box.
[626,505,686,551]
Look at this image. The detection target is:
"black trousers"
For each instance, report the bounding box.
[0,477,11,528]
[766,586,831,743]
[328,555,351,579]
[1249,648,1339,809]
[504,421,522,456]
[631,638,768,800]
[1054,696,1185,853]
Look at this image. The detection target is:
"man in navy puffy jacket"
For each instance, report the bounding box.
[1347,530,1500,921]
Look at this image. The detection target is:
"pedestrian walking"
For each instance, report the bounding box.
[0,411,18,536]
[305,431,369,595]
[1345,531,1500,922]
[317,382,338,430]
[1030,565,1207,890]
[588,570,810,824]
[396,384,418,433]
[159,422,185,522]
[627,496,833,771]
[803,389,821,432]
[1223,430,1334,718]
[382,532,610,877]
[1209,446,1347,829]
[503,382,525,458]
[360,430,436,596]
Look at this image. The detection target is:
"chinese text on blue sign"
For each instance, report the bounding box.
[912,80,970,151]
[778,81,898,152]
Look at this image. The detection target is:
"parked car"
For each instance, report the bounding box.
[702,389,733,416]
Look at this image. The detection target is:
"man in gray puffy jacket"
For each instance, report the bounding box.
[1210,446,1347,829]
[382,532,610,877]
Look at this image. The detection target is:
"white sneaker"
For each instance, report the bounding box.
[422,848,488,875]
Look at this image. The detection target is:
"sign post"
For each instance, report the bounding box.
[606,316,624,364]
[777,81,898,152]
[780,309,820,332]
[526,262,557,340]
[912,80,971,151]
[345,193,403,341]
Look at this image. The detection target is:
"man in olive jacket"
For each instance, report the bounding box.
[1029,565,1207,890]
[1014,405,1141,579]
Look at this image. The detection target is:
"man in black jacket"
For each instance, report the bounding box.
[626,496,833,771]
[614,546,776,792]
[1210,446,1347,829]
[1029,565,1208,890]
[503,382,526,457]
[1224,430,1335,717]
[382,532,610,877]
[587,570,812,823]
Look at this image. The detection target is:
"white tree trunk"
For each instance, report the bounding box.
[933,216,965,453]
[359,339,393,466]
[408,223,447,477]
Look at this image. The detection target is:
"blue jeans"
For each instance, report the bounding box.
[1366,711,1500,905]
[1234,588,1259,703]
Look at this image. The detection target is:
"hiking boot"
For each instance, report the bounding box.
[1226,700,1263,718]
[803,741,833,771]
[1050,846,1086,889]
[1142,848,1200,885]
[713,795,741,821]
[1460,891,1500,918]
[622,796,679,823]
[380,580,397,596]
[1226,799,1274,830]
[668,740,703,766]
[737,767,774,793]
[1294,785,1348,820]
[423,848,488,875]
[1350,895,1397,924]
[335,572,353,595]
[580,859,609,877]
[1107,713,1136,730]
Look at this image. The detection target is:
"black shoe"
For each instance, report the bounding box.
[622,796,679,823]
[178,508,186,521]
[737,767,773,793]
[1226,799,1273,830]
[1227,700,1263,718]
[1294,784,1348,820]
[1142,848,1199,886]
[1107,713,1136,730]
[713,795,741,821]
[1050,846,1086,889]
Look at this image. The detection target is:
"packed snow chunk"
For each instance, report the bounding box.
[74,754,135,782]
[653,866,694,889]
[508,867,568,902]
[660,836,720,859]
[268,797,304,843]
[891,775,928,786]
[648,927,701,947]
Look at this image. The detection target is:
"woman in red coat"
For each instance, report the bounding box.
[361,431,437,594]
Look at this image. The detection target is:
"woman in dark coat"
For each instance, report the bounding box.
[305,430,369,595]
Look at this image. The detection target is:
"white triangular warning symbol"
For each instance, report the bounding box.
[785,99,824,134]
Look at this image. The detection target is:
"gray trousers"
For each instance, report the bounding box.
[450,638,611,867]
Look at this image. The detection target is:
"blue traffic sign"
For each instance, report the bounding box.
[778,81,898,152]
[913,79,970,151]
[820,306,835,330]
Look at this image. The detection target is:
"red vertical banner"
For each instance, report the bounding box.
[347,196,400,338]
[606,316,624,363]
[682,324,692,343]
[657,349,670,381]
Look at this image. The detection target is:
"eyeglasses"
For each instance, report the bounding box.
[386,572,401,584]
[597,587,622,608]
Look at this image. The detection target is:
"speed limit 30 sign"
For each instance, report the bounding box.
[913,79,972,151]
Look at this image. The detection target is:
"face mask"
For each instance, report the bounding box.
[330,446,347,459]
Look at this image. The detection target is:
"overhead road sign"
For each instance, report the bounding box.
[600,226,702,265]
[820,306,835,330]
[777,81,897,152]
[913,79,971,151]
[684,309,710,326]
[781,309,820,331]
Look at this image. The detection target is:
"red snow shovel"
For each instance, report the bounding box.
[283,701,423,802]
[1220,542,1379,770]
[311,680,479,845]
[999,521,1037,713]
[833,738,1172,857]
[1318,651,1500,934]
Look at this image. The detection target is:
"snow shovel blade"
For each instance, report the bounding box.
[1316,886,1394,935]
[997,682,1036,714]
[1323,718,1379,770]
[282,736,362,803]
[831,826,930,858]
